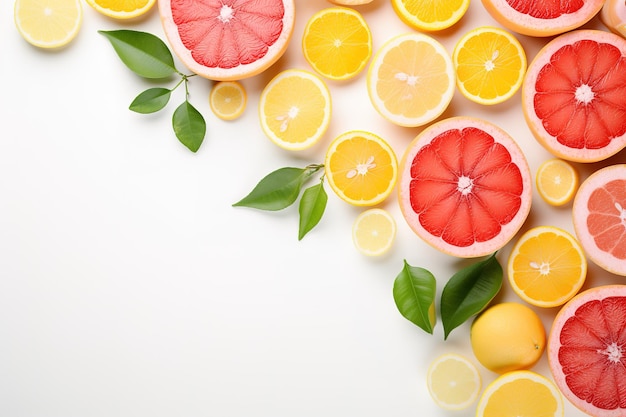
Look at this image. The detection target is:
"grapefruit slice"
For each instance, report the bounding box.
[481,0,604,37]
[548,285,626,417]
[398,117,532,258]
[522,30,626,163]
[572,164,626,276]
[158,0,295,81]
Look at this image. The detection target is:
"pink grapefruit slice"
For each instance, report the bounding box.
[522,30,626,163]
[398,117,532,258]
[158,0,295,81]
[572,164,626,276]
[548,285,626,417]
[481,0,604,37]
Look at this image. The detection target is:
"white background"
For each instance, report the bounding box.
[2,0,625,416]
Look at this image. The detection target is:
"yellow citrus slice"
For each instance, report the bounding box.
[352,208,396,256]
[325,131,398,206]
[476,370,564,417]
[391,0,469,31]
[327,0,373,4]
[259,69,332,151]
[508,226,587,308]
[14,0,83,49]
[536,158,579,206]
[85,0,155,20]
[452,26,527,105]
[426,353,481,410]
[367,32,455,127]
[302,7,372,81]
[209,81,247,121]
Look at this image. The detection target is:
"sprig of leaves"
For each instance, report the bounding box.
[99,29,206,153]
[233,164,327,240]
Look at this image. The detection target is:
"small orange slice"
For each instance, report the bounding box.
[536,159,579,206]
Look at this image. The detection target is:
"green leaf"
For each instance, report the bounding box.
[440,253,503,340]
[392,260,437,334]
[172,100,206,153]
[99,30,177,79]
[129,88,171,114]
[298,180,327,240]
[233,166,321,211]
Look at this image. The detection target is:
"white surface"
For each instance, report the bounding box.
[1,1,624,416]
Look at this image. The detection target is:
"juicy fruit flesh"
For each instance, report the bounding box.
[170,0,285,69]
[93,0,151,12]
[506,0,583,19]
[533,39,626,151]
[408,127,523,248]
[558,295,626,411]
[587,179,626,260]
[399,0,467,24]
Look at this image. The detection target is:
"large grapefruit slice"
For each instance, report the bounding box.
[522,30,626,163]
[548,285,626,417]
[481,0,604,37]
[398,117,532,258]
[572,164,626,276]
[158,0,295,81]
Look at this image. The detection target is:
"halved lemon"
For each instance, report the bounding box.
[14,0,83,49]
[536,158,579,206]
[426,353,481,410]
[85,0,156,20]
[209,81,247,121]
[391,0,470,31]
[352,208,396,256]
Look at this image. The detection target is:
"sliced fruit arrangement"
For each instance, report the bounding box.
[476,370,564,417]
[85,0,155,19]
[426,353,481,410]
[398,117,532,258]
[522,30,626,163]
[481,0,604,37]
[452,26,526,105]
[158,0,295,80]
[548,285,626,416]
[14,0,83,49]
[601,0,626,38]
[325,130,398,206]
[536,158,579,206]
[507,226,587,308]
[391,0,470,32]
[327,0,373,4]
[367,32,455,127]
[572,164,626,276]
[302,7,372,81]
[352,208,396,256]
[209,81,247,121]
[259,69,331,151]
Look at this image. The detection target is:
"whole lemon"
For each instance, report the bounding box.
[470,302,546,374]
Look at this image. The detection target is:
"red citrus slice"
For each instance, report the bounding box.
[548,285,626,417]
[158,0,295,81]
[522,30,626,163]
[481,0,604,37]
[398,117,532,258]
[572,164,626,276]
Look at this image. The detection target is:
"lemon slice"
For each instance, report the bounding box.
[427,353,481,410]
[352,208,396,256]
[14,0,83,49]
[85,0,156,20]
[536,158,579,206]
[392,0,469,31]
[209,81,247,121]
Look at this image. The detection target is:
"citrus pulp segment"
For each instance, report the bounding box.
[391,0,470,32]
[601,0,626,38]
[397,117,532,258]
[507,226,587,308]
[548,285,626,417]
[481,0,604,37]
[85,0,155,19]
[14,0,83,49]
[302,7,372,81]
[325,131,398,207]
[158,0,295,80]
[259,69,332,151]
[536,158,579,206]
[522,30,626,163]
[426,353,481,410]
[452,26,526,105]
[352,208,396,256]
[572,164,626,276]
[209,81,247,121]
[476,370,564,417]
[366,33,455,127]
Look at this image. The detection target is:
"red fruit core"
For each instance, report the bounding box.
[408,127,523,248]
[558,296,626,410]
[506,0,584,18]
[587,179,626,260]
[170,0,285,69]
[533,39,626,150]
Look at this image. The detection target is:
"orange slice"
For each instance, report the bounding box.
[535,158,579,206]
[391,0,469,31]
[85,0,155,19]
[209,81,247,121]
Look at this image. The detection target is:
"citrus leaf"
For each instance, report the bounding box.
[298,180,327,240]
[129,88,171,114]
[172,101,206,153]
[393,260,437,334]
[440,253,502,340]
[99,30,177,79]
